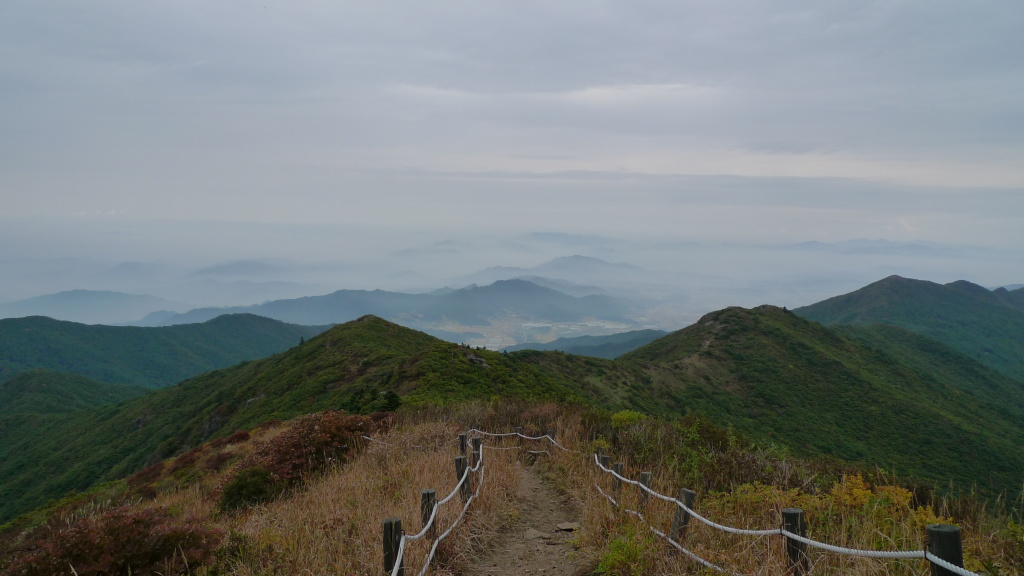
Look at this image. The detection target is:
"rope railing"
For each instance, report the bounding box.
[380,428,979,576]
[385,434,486,576]
[592,451,981,576]
[594,481,736,574]
[467,428,574,452]
[381,427,573,575]
[362,435,460,450]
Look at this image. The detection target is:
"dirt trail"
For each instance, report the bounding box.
[467,461,591,576]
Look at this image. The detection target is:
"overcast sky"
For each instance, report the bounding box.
[1,1,1022,303]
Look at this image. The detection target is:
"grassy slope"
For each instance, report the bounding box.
[0,313,329,388]
[794,275,1024,380]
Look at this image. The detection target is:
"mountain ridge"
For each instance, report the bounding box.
[794,275,1024,380]
[0,313,328,388]
[2,305,1022,524]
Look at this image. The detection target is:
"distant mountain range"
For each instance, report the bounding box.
[0,314,328,388]
[794,275,1024,380]
[0,290,187,325]
[145,279,634,329]
[500,329,667,359]
[2,305,1021,523]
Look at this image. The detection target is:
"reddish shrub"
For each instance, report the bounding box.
[209,430,250,449]
[201,451,235,472]
[168,448,202,474]
[126,462,164,488]
[232,411,382,486]
[1,506,223,576]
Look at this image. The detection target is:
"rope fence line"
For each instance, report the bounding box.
[362,435,460,450]
[594,482,736,575]
[382,427,564,576]
[378,428,980,576]
[592,451,981,576]
[385,433,486,576]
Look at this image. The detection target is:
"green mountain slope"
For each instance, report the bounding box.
[0,316,595,522]
[2,309,1022,524]
[0,370,147,417]
[793,275,1024,380]
[615,306,1024,488]
[0,314,328,388]
[500,329,668,358]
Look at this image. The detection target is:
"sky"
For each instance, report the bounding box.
[1,1,1022,312]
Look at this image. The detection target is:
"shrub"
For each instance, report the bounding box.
[234,411,381,485]
[209,430,250,449]
[202,451,236,472]
[218,467,281,512]
[610,410,646,429]
[1,506,222,576]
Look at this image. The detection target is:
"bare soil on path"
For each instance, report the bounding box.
[466,461,593,576]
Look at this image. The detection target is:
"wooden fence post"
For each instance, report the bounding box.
[782,508,808,576]
[599,454,610,471]
[458,433,467,455]
[471,437,482,467]
[515,426,523,447]
[383,517,404,575]
[420,490,437,540]
[927,524,964,576]
[455,456,471,500]
[670,488,696,543]
[639,472,652,508]
[612,463,624,500]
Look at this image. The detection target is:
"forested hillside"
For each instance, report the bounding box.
[795,275,1024,380]
[0,314,328,388]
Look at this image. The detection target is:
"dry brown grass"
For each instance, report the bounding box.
[145,416,523,575]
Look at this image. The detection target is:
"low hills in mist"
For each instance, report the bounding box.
[145,279,633,328]
[2,298,1022,524]
[0,290,186,325]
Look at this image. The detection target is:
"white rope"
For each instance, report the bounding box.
[594,454,978,569]
[362,435,458,450]
[468,428,520,436]
[392,440,488,575]
[389,534,407,576]
[925,552,982,576]
[780,530,925,559]
[413,462,487,576]
[594,454,781,536]
[466,428,575,452]
[594,483,736,575]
